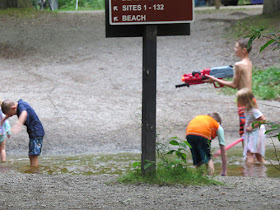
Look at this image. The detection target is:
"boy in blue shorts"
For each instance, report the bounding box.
[1,99,44,167]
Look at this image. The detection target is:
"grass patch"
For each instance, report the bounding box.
[252,66,280,100]
[58,0,105,11]
[118,137,222,186]
[238,0,252,5]
[118,165,222,186]
[221,66,280,100]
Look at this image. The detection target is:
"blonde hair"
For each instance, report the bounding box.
[236,88,257,111]
[1,99,16,114]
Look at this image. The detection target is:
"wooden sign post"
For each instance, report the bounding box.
[105,0,194,175]
[141,25,157,175]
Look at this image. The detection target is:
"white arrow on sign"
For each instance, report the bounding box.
[113,6,118,11]
[114,17,118,21]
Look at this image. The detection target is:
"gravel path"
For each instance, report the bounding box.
[0,6,279,209]
[0,172,280,209]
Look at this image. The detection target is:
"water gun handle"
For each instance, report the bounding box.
[175,83,190,88]
[213,79,224,88]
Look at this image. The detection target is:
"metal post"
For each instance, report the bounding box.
[141,25,157,175]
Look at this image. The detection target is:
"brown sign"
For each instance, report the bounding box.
[109,0,194,25]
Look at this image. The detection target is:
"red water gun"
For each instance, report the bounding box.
[175,65,233,88]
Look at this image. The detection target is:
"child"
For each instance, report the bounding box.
[205,38,253,138]
[236,88,266,164]
[0,98,11,162]
[1,99,44,167]
[186,113,227,176]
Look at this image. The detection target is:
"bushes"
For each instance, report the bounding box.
[58,0,104,10]
[221,66,280,101]
[252,66,280,100]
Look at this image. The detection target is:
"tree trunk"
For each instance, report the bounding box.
[0,0,8,9]
[8,0,18,7]
[0,0,32,9]
[215,0,220,9]
[263,0,280,14]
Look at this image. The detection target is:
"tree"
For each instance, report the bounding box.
[263,0,280,15]
[0,0,32,9]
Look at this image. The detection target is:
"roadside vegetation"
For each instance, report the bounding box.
[223,11,280,101]
[118,137,222,186]
[58,0,105,10]
[221,66,280,100]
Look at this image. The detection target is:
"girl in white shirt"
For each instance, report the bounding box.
[236,88,266,164]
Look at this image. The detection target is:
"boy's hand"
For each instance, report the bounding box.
[204,75,216,83]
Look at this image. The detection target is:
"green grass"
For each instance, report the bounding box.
[118,165,222,186]
[221,66,280,100]
[118,138,222,187]
[238,0,252,5]
[252,66,280,100]
[58,0,105,11]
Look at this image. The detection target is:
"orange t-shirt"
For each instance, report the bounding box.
[186,115,219,140]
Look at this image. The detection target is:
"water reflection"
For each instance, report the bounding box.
[213,146,280,178]
[242,163,267,178]
[0,150,279,178]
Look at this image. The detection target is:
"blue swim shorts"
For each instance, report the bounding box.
[29,137,43,156]
[186,135,211,166]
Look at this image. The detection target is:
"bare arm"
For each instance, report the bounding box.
[216,126,227,176]
[205,65,241,89]
[220,145,227,176]
[11,111,27,134]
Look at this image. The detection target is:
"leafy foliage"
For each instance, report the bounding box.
[240,24,280,53]
[118,137,221,186]
[253,121,280,171]
[221,66,280,100]
[252,66,280,100]
[265,122,280,142]
[58,0,104,10]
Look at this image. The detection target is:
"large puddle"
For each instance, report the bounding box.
[1,147,280,178]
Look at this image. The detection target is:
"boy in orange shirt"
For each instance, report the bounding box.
[186,113,227,176]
